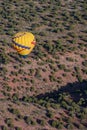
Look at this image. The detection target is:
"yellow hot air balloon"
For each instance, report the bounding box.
[12,32,36,57]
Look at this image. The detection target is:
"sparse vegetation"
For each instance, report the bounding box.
[24,116,36,125]
[1,126,8,130]
[0,0,87,129]
[5,118,14,128]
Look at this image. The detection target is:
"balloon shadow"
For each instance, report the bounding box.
[36,80,87,107]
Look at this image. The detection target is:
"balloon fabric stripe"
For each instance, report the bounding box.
[13,46,26,53]
[13,32,26,39]
[13,41,30,50]
[18,48,26,53]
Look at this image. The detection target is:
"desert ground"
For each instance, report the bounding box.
[0,0,87,130]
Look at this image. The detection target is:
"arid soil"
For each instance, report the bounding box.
[0,0,87,130]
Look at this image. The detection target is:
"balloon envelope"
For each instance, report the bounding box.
[12,32,36,56]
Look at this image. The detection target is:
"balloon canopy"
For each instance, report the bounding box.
[12,32,36,56]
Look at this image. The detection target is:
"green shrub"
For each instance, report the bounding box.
[77,75,83,82]
[35,69,41,79]
[30,87,34,91]
[24,116,35,125]
[80,54,87,59]
[0,52,9,64]
[3,85,11,92]
[43,43,54,53]
[57,123,63,129]
[49,75,56,82]
[12,93,19,101]
[17,114,24,120]
[8,108,20,116]
[82,61,87,67]
[0,67,7,74]
[5,118,14,127]
[22,96,29,102]
[82,68,87,74]
[50,120,63,128]
[46,110,54,118]
[66,123,74,129]
[39,119,45,126]
[1,126,8,130]
[11,71,18,76]
[15,126,22,130]
[66,57,74,62]
[58,64,66,70]
[78,124,84,129]
[51,120,58,128]
[61,101,69,109]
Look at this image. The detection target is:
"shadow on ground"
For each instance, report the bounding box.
[36,80,87,107]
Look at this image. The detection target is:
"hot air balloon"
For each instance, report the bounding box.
[12,32,36,57]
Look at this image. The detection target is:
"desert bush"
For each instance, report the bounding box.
[5,118,14,127]
[82,108,87,114]
[66,123,74,129]
[13,65,19,69]
[24,116,36,125]
[49,64,57,72]
[74,66,80,73]
[80,54,87,59]
[43,78,47,82]
[74,66,83,82]
[50,119,63,128]
[17,114,24,120]
[30,79,35,84]
[82,60,87,67]
[58,64,66,70]
[68,46,77,51]
[12,78,19,83]
[39,31,46,36]
[29,69,34,75]
[68,32,77,38]
[22,96,29,102]
[1,126,8,130]
[78,124,84,129]
[15,127,22,130]
[68,111,75,117]
[39,119,45,126]
[0,52,9,64]
[43,43,54,53]
[46,110,54,118]
[57,123,63,129]
[2,91,11,97]
[77,75,83,82]
[49,74,56,82]
[62,73,67,77]
[68,24,76,30]
[66,57,74,62]
[37,99,46,107]
[61,101,69,110]
[12,93,19,102]
[3,76,9,81]
[64,68,71,72]
[18,69,24,74]
[35,69,41,79]
[0,67,7,75]
[11,71,18,76]
[3,85,11,92]
[51,120,58,128]
[76,112,86,120]
[8,108,20,116]
[30,86,35,92]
